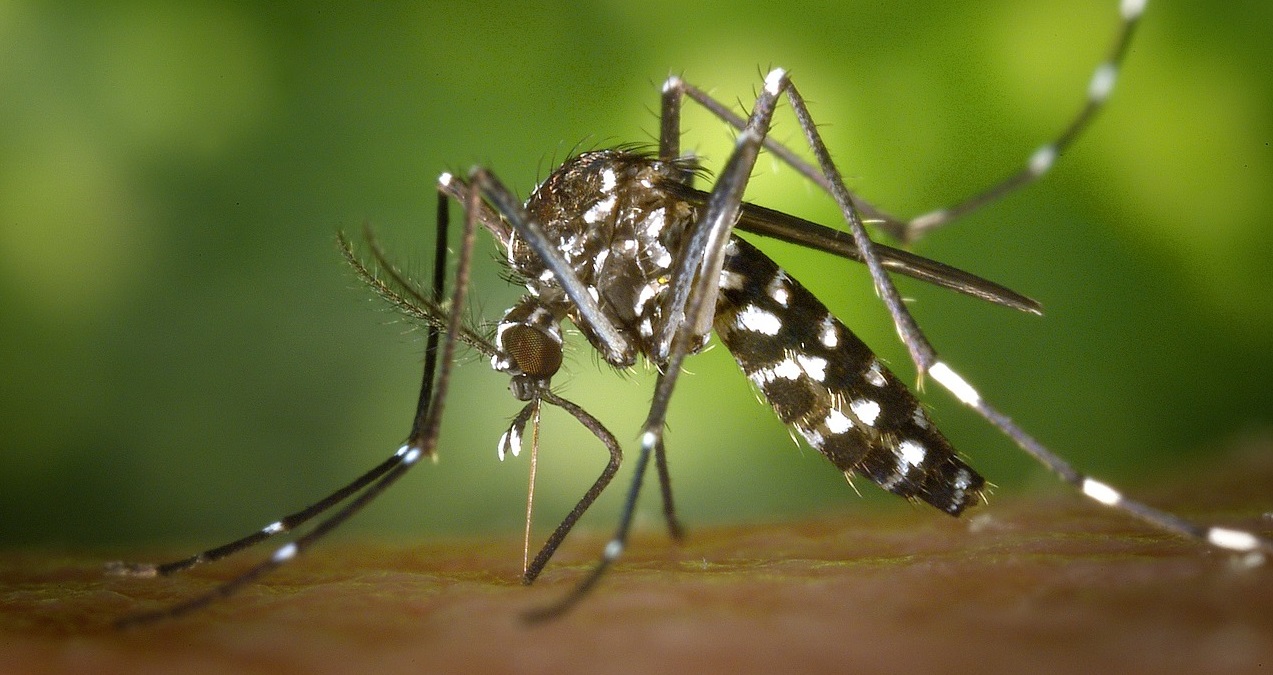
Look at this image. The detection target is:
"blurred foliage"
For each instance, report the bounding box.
[0,1,1270,547]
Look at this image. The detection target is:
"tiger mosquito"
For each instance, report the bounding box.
[109,0,1272,626]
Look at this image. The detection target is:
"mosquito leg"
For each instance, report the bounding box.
[932,362,1272,560]
[653,68,789,363]
[663,1,1146,244]
[115,454,419,628]
[653,435,685,542]
[404,179,453,447]
[658,72,683,162]
[641,66,788,585]
[648,71,713,544]
[114,171,482,627]
[522,388,654,622]
[107,178,466,582]
[900,0,1147,242]
[105,453,405,579]
[522,391,623,585]
[661,72,903,233]
[526,69,792,620]
[781,80,937,378]
[661,75,828,197]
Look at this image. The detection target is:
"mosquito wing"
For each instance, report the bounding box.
[660,181,1041,315]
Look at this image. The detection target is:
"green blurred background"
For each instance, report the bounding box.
[1,1,1270,550]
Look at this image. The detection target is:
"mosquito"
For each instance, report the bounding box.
[109,0,1270,627]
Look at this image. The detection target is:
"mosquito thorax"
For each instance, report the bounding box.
[510,150,705,369]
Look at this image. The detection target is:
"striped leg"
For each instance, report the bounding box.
[112,170,484,628]
[659,0,1148,244]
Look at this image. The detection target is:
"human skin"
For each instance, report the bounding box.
[3,444,1271,675]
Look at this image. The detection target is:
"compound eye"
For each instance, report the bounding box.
[502,324,563,379]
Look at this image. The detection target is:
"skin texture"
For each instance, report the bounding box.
[3,443,1271,675]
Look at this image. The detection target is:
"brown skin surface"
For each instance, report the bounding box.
[4,449,1272,675]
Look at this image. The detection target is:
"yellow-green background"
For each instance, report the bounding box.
[2,1,1269,548]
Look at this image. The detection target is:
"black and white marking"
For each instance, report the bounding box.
[714,235,983,515]
[108,0,1271,628]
